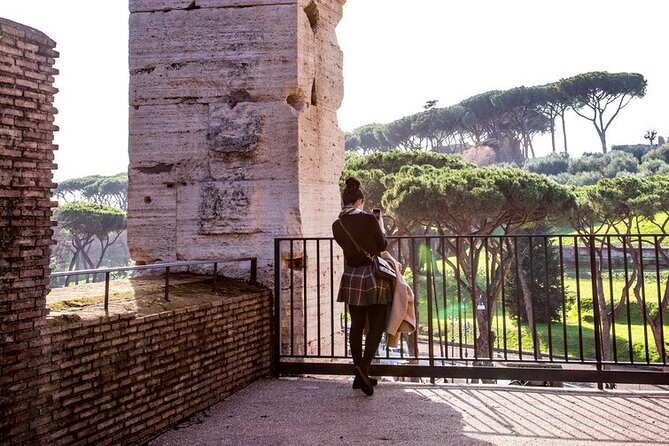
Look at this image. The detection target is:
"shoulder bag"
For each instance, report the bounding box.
[336,219,397,282]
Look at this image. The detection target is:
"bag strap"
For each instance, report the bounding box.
[336,219,373,260]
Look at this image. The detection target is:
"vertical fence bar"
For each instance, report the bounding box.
[544,235,553,361]
[607,236,618,363]
[274,239,282,374]
[411,238,419,358]
[623,238,634,364]
[514,237,523,361]
[426,237,435,380]
[431,238,444,362]
[330,239,335,358]
[588,235,603,389]
[343,304,349,358]
[529,236,538,361]
[574,236,584,362]
[213,262,218,293]
[493,240,501,353]
[250,258,257,285]
[316,239,321,356]
[654,235,667,364]
[558,236,569,362]
[470,236,478,360]
[164,266,170,302]
[396,238,406,358]
[290,240,295,356]
[638,237,650,364]
[558,237,569,362]
[441,237,448,361]
[104,271,110,312]
[303,240,308,356]
[500,237,508,361]
[483,237,491,360]
[456,237,463,359]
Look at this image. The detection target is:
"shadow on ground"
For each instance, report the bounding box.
[149,377,669,446]
[150,377,493,446]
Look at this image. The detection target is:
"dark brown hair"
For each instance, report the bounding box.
[341,177,364,206]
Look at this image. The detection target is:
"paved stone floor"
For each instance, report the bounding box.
[150,377,669,446]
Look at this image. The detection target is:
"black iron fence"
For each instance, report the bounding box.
[274,234,669,386]
[49,258,257,311]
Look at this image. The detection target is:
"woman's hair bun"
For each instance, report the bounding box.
[341,176,364,205]
[345,177,360,190]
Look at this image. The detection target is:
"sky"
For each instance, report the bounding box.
[2,1,667,182]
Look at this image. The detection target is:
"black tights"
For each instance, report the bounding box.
[348,304,388,374]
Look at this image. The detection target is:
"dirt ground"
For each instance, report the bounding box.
[46,273,263,319]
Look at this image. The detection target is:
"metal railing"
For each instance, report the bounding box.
[274,234,669,386]
[50,258,257,311]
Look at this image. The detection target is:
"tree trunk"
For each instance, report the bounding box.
[517,268,542,358]
[597,126,607,154]
[561,113,568,154]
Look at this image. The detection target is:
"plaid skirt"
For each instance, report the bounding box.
[337,264,393,306]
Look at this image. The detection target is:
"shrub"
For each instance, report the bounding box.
[602,151,638,178]
[524,153,570,176]
[641,143,669,164]
[611,144,652,162]
[552,171,603,186]
[639,159,669,176]
[569,153,605,174]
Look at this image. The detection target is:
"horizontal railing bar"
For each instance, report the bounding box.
[50,258,257,278]
[278,353,667,367]
[275,234,669,242]
[277,362,669,385]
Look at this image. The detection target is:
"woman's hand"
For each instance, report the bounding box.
[377,210,385,234]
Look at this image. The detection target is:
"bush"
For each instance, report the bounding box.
[552,171,603,186]
[524,153,570,176]
[639,159,669,176]
[602,151,638,178]
[641,143,669,164]
[611,144,652,162]
[569,153,605,174]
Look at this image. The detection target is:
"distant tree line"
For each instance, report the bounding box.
[54,172,128,210]
[345,71,647,162]
[51,173,129,280]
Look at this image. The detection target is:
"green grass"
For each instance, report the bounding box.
[407,264,669,363]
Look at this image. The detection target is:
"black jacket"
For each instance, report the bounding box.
[332,213,387,267]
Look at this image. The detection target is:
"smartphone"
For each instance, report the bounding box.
[372,208,381,220]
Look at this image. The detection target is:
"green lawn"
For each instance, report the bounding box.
[407,261,669,363]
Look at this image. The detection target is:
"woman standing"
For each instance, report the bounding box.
[332,177,392,396]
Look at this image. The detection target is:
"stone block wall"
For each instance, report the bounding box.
[127,0,346,285]
[36,291,271,445]
[0,18,58,445]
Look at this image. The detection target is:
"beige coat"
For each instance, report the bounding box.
[381,252,416,347]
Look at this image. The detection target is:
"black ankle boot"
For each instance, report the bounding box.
[353,366,374,396]
[352,376,378,389]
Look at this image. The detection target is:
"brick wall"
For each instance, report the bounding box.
[0,18,58,445]
[37,291,272,445]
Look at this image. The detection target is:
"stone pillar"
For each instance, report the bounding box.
[0,18,58,444]
[128,0,345,283]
